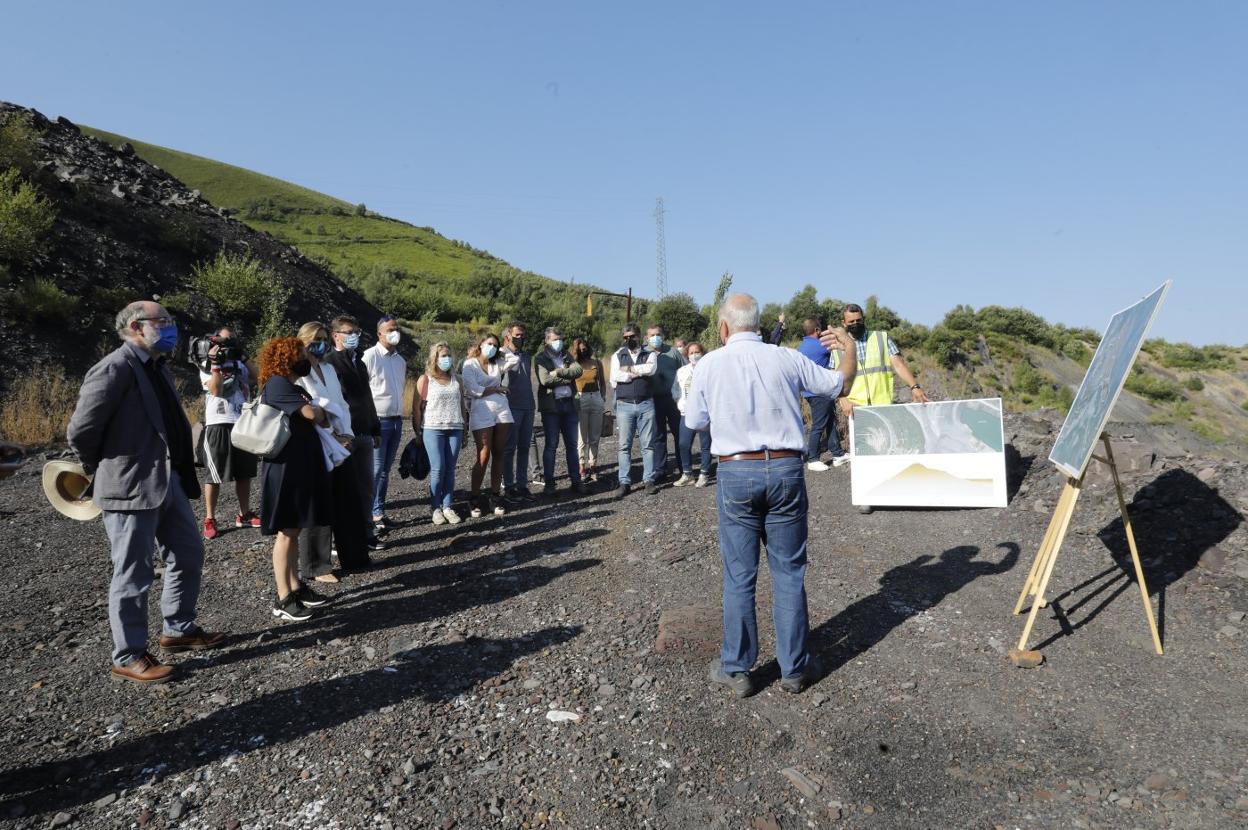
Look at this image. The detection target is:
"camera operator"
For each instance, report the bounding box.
[195,326,260,539]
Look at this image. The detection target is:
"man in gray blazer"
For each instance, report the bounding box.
[68,300,226,683]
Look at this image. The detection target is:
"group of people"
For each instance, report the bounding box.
[63,292,922,691]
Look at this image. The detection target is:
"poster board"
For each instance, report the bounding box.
[1048,281,1171,479]
[849,398,1007,508]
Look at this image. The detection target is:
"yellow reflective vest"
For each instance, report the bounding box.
[832,330,895,406]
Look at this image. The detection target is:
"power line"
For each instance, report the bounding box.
[654,196,668,298]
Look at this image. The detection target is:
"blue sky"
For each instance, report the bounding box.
[3,1,1245,344]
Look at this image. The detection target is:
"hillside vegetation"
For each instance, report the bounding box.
[79,124,1248,454]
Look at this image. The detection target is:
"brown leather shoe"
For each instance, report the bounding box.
[110,653,174,684]
[159,630,227,653]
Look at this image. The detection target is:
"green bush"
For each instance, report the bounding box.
[1184,376,1204,392]
[1011,361,1044,396]
[191,250,278,317]
[651,292,708,341]
[1152,341,1233,371]
[0,168,56,265]
[1124,369,1183,402]
[12,277,79,322]
[0,113,39,173]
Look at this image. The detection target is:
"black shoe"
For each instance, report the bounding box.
[516,488,537,503]
[645,481,660,496]
[707,658,756,699]
[367,536,385,551]
[780,656,822,694]
[542,483,557,497]
[615,483,630,499]
[272,594,313,622]
[296,585,331,608]
[574,481,589,495]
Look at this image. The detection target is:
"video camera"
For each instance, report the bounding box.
[188,334,244,371]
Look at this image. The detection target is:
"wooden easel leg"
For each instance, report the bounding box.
[1014,480,1077,615]
[1103,437,1164,655]
[1015,478,1082,654]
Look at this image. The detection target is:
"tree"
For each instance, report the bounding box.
[699,272,734,346]
[650,292,708,341]
[783,284,821,326]
[0,168,56,267]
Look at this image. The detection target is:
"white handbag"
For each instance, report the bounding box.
[230,398,291,458]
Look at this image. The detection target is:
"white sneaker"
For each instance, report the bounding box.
[695,474,710,488]
[832,455,851,467]
[493,499,507,517]
[442,507,462,524]
[673,473,693,487]
[806,461,830,472]
[431,508,446,525]
[469,503,483,519]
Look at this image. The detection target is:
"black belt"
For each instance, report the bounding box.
[717,449,802,463]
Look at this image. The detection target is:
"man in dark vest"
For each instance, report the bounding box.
[608,322,659,498]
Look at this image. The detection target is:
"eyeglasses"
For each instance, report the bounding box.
[334,330,358,336]
[136,316,175,327]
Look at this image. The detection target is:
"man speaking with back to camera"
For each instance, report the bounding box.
[684,294,855,698]
[68,300,226,684]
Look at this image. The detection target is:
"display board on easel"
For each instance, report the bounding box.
[1010,281,1171,667]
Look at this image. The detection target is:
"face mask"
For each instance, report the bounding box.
[624,336,639,350]
[511,335,525,349]
[481,343,498,360]
[847,322,867,339]
[384,330,400,346]
[689,353,702,365]
[438,355,453,372]
[649,335,663,348]
[152,323,178,354]
[550,339,563,353]
[341,332,360,350]
[293,358,312,377]
[308,340,329,358]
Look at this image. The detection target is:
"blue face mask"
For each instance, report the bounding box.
[649,335,663,349]
[153,323,179,354]
[482,343,498,360]
[342,332,360,350]
[438,355,453,372]
[550,339,563,353]
[308,340,329,358]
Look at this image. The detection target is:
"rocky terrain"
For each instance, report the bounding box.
[0,102,388,393]
[0,410,1246,829]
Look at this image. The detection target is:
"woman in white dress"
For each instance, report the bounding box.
[461,332,519,517]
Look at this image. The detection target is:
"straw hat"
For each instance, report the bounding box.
[42,460,101,521]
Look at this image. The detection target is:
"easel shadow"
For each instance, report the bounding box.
[1035,469,1241,650]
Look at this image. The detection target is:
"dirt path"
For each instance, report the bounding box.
[1,413,1246,829]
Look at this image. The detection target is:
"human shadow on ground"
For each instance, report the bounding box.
[1005,444,1035,503]
[0,625,581,816]
[1035,469,1241,651]
[753,544,1020,686]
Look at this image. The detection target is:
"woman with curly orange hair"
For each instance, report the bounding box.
[257,336,333,622]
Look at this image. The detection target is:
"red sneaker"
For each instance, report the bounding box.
[202,517,218,540]
[235,512,262,529]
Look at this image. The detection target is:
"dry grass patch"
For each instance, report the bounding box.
[0,364,79,447]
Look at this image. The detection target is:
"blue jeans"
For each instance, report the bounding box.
[615,398,656,486]
[651,394,683,474]
[423,427,463,510]
[678,419,712,474]
[371,416,403,518]
[715,456,809,678]
[541,398,582,486]
[805,395,844,461]
[503,407,536,491]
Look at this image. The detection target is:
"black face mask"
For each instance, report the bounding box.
[624,336,639,350]
[511,336,525,350]
[847,322,867,340]
[293,358,312,377]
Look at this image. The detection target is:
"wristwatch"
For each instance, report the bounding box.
[911,384,921,390]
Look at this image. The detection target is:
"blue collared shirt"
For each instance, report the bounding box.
[685,332,845,456]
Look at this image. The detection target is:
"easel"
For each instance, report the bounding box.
[1009,433,1163,667]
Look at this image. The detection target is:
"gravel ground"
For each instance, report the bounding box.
[1,412,1246,830]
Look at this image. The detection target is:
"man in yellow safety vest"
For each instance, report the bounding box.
[831,302,929,513]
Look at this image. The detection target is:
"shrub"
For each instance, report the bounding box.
[191,250,277,317]
[1124,369,1183,402]
[0,167,56,265]
[11,277,79,322]
[1184,376,1204,392]
[0,364,79,446]
[0,112,39,173]
[1011,360,1044,396]
[354,203,367,217]
[651,292,708,341]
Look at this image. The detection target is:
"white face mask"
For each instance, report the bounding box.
[689,353,702,365]
[550,339,563,353]
[384,330,401,346]
[481,343,498,360]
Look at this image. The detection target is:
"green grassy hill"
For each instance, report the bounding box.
[82,126,630,336]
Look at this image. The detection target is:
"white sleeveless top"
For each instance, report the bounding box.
[423,375,464,429]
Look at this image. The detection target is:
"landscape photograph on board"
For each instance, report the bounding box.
[850,398,1007,508]
[1048,281,1171,479]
